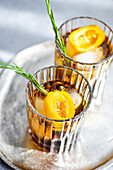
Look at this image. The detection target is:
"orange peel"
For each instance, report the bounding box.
[69,25,106,52]
[44,90,75,120]
[44,90,75,131]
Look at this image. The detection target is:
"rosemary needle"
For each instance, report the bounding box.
[45,0,67,55]
[0,61,48,96]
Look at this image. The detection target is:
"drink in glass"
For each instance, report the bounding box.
[26,65,91,153]
[55,17,113,104]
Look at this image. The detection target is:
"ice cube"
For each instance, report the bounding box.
[35,97,45,115]
[67,89,82,109]
[73,47,105,63]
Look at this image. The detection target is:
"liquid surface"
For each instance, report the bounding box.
[34,80,84,118]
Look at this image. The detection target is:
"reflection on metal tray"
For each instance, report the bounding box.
[0,42,113,170]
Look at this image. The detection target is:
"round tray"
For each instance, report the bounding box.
[0,42,113,170]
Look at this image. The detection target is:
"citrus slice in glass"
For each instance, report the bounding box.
[44,90,75,120]
[69,25,105,52]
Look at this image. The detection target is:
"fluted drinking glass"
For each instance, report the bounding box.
[55,16,113,104]
[26,65,91,153]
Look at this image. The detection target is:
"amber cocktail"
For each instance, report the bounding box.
[55,17,113,104]
[26,66,91,153]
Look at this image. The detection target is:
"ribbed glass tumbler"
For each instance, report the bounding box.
[55,16,113,104]
[26,66,91,153]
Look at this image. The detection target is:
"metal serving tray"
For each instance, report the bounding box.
[0,42,113,170]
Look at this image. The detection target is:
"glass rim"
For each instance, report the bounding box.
[26,65,92,122]
[55,16,113,66]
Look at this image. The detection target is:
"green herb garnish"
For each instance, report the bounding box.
[45,0,67,55]
[0,62,48,96]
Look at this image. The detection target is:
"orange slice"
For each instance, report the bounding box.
[69,25,106,52]
[44,90,75,120]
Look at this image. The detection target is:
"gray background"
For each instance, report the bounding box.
[0,0,113,169]
[0,0,113,62]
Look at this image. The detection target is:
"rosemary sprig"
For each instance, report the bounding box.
[0,62,48,96]
[45,0,67,54]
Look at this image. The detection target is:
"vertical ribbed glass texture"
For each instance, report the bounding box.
[55,16,113,104]
[26,66,91,153]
